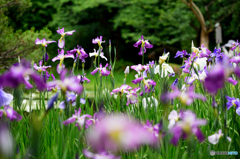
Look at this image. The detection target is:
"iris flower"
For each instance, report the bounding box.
[143,120,161,139]
[63,108,92,130]
[159,52,169,65]
[91,63,110,76]
[168,110,180,129]
[92,36,105,47]
[111,84,132,95]
[0,89,13,107]
[34,60,51,73]
[155,63,175,78]
[77,74,90,84]
[0,106,22,121]
[0,64,46,91]
[208,129,231,145]
[89,49,107,61]
[46,70,83,94]
[126,87,140,106]
[35,38,56,47]
[52,49,74,74]
[83,150,120,159]
[67,45,88,62]
[56,27,75,48]
[174,50,189,58]
[133,35,153,56]
[167,85,206,105]
[170,110,207,145]
[226,96,240,115]
[86,113,155,152]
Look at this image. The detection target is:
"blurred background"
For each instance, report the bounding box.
[1,0,240,71]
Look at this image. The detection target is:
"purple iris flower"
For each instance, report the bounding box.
[63,108,92,130]
[126,87,140,106]
[52,49,74,74]
[77,74,90,84]
[230,56,240,65]
[35,38,56,47]
[133,35,153,56]
[56,27,75,48]
[34,60,51,73]
[111,84,132,95]
[167,85,206,105]
[92,36,105,47]
[227,77,238,86]
[91,63,110,76]
[67,45,88,62]
[86,113,155,152]
[83,150,120,159]
[199,44,211,58]
[42,52,49,63]
[0,106,22,121]
[143,120,161,140]
[234,67,240,79]
[46,92,59,111]
[59,92,86,109]
[226,96,240,115]
[171,78,178,88]
[174,50,189,58]
[204,64,225,94]
[170,110,207,146]
[46,70,83,94]
[132,77,156,95]
[210,48,221,58]
[0,65,46,91]
[0,89,13,106]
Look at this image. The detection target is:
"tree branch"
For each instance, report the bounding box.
[0,0,18,9]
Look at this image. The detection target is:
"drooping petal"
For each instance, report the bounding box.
[0,89,13,106]
[58,39,65,49]
[63,116,77,126]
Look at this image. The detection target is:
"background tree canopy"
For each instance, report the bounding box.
[3,0,240,69]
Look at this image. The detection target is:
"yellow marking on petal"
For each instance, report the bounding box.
[232,100,236,107]
[77,50,81,55]
[38,69,42,73]
[98,41,101,47]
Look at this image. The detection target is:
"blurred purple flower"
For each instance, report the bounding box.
[204,64,225,94]
[111,84,132,95]
[83,149,120,159]
[86,114,155,152]
[77,74,90,84]
[46,92,59,111]
[167,85,206,105]
[170,110,207,146]
[0,106,22,121]
[0,65,46,91]
[174,50,189,58]
[0,89,13,106]
[34,60,51,73]
[133,35,153,56]
[63,108,92,130]
[46,70,83,94]
[91,63,110,76]
[143,120,161,140]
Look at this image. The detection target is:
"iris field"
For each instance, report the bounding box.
[0,28,240,159]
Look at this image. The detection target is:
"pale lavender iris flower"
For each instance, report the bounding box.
[35,38,56,47]
[83,149,120,159]
[0,89,13,107]
[86,114,155,152]
[56,27,75,48]
[170,110,207,146]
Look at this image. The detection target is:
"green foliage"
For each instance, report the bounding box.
[0,0,52,69]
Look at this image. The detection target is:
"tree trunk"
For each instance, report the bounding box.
[200,28,209,48]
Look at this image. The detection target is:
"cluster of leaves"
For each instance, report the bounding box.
[0,0,52,70]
